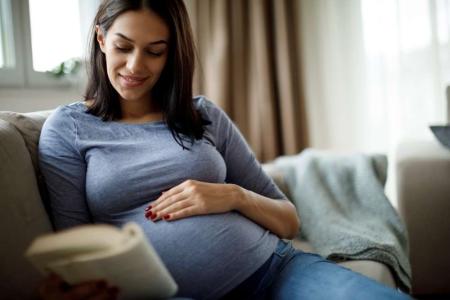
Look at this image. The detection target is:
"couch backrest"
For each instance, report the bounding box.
[0,111,53,299]
[0,111,53,172]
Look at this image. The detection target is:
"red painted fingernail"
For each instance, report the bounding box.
[163,214,170,220]
[145,205,152,211]
[151,213,157,220]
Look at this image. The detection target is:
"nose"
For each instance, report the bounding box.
[126,50,145,74]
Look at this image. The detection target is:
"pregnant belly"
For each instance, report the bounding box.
[137,211,278,298]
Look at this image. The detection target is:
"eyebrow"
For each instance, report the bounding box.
[115,33,168,45]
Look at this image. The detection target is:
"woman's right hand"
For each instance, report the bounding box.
[38,273,119,300]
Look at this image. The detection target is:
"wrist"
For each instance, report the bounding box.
[231,184,251,212]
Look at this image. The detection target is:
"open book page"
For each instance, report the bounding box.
[25,222,177,299]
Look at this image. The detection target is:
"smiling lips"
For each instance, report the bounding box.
[119,74,148,88]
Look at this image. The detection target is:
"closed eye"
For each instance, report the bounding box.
[147,51,163,57]
[115,46,131,53]
[114,47,163,57]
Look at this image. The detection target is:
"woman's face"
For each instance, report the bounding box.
[96,9,170,105]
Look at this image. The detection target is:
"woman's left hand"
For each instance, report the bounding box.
[145,180,242,222]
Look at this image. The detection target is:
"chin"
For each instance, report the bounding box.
[117,88,151,103]
[119,94,148,102]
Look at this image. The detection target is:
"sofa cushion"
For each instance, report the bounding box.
[0,110,53,173]
[0,119,53,299]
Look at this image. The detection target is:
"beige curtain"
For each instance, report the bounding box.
[186,0,308,162]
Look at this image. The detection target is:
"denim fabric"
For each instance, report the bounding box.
[223,240,412,300]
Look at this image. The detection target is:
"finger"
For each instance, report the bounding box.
[155,199,194,221]
[148,182,186,209]
[86,286,120,300]
[38,273,68,297]
[149,179,200,211]
[151,190,186,213]
[45,273,63,288]
[165,206,201,221]
[147,192,189,221]
[66,280,108,299]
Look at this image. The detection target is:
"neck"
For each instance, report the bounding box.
[119,98,163,123]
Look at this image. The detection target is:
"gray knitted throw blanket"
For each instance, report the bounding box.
[273,149,412,291]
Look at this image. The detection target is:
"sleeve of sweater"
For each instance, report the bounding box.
[38,106,92,230]
[198,97,286,200]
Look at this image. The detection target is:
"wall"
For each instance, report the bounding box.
[0,87,83,113]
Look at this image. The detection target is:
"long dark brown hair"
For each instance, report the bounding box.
[84,0,208,149]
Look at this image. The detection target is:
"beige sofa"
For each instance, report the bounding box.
[396,140,450,297]
[0,110,449,299]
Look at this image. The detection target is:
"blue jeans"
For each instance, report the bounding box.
[222,240,412,300]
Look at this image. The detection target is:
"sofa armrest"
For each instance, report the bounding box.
[396,139,450,295]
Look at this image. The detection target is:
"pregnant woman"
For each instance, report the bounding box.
[38,1,411,299]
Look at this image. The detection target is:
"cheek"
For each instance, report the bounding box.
[105,52,124,76]
[150,57,168,78]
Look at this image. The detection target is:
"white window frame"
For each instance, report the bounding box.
[0,0,76,88]
[0,0,25,87]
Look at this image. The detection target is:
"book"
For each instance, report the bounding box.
[25,222,178,299]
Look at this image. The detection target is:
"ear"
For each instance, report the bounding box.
[96,25,106,53]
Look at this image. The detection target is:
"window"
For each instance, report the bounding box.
[0,0,24,86]
[360,0,450,140]
[0,0,86,87]
[0,0,14,68]
[29,0,82,72]
[0,15,4,68]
